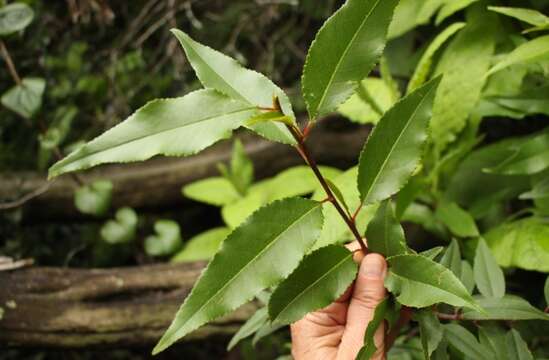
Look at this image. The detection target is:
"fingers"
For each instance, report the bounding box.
[338,253,387,360]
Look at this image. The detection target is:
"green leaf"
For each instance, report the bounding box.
[385,254,479,310]
[407,22,466,93]
[338,78,395,124]
[460,260,475,295]
[545,276,549,306]
[520,176,549,200]
[1,77,45,119]
[227,307,268,351]
[444,323,491,360]
[358,76,441,205]
[488,6,549,28]
[420,246,444,260]
[415,309,443,360]
[440,239,462,277]
[484,217,549,272]
[172,227,230,263]
[435,201,479,238]
[462,295,549,321]
[301,0,400,118]
[171,29,295,145]
[474,238,505,299]
[100,207,138,244]
[182,177,241,207]
[487,35,549,76]
[144,220,183,257]
[252,322,285,346]
[356,297,389,360]
[74,180,113,216]
[49,90,257,178]
[0,3,34,35]
[226,139,254,195]
[388,0,446,39]
[153,197,323,354]
[430,9,496,151]
[435,0,480,25]
[268,245,357,325]
[325,179,350,215]
[365,200,408,257]
[479,324,508,360]
[506,329,534,360]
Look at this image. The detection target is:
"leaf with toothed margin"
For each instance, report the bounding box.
[171,29,295,145]
[153,197,323,354]
[48,90,257,178]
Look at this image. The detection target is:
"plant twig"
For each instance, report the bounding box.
[0,182,52,210]
[0,40,22,85]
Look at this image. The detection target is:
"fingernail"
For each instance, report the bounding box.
[361,254,386,278]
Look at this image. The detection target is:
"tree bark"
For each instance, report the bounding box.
[0,261,259,348]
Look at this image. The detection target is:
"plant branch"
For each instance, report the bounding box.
[0,40,22,85]
[435,311,463,321]
[286,124,368,253]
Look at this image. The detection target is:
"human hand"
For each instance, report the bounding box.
[290,243,387,360]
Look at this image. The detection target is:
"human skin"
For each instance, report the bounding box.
[290,243,387,360]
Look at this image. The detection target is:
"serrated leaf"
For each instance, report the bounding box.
[460,260,475,294]
[440,239,462,277]
[0,3,33,35]
[479,324,508,360]
[420,246,444,260]
[488,6,549,28]
[268,245,357,325]
[506,329,534,360]
[227,307,268,351]
[144,220,183,257]
[462,295,549,321]
[100,207,138,244]
[488,35,549,76]
[435,201,479,238]
[474,238,505,299]
[49,90,257,178]
[301,0,400,119]
[415,309,443,359]
[1,77,45,119]
[385,254,479,310]
[172,227,230,263]
[436,0,480,25]
[358,76,441,205]
[407,22,466,93]
[153,197,323,354]
[74,180,113,216]
[444,323,492,360]
[356,297,388,360]
[171,29,295,145]
[366,200,408,257]
[182,177,241,206]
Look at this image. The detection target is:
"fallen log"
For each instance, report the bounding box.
[0,261,259,348]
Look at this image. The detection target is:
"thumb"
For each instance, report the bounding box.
[339,253,387,359]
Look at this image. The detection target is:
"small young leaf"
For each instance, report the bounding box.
[358,76,441,205]
[227,307,268,351]
[172,227,230,263]
[420,246,444,260]
[444,323,492,360]
[1,77,45,119]
[462,295,549,321]
[228,139,254,195]
[0,3,34,35]
[487,35,549,76]
[474,238,505,299]
[385,254,479,310]
[325,179,350,215]
[301,0,400,118]
[435,201,479,238]
[479,324,508,360]
[74,180,113,216]
[460,260,475,294]
[153,197,323,354]
[268,245,357,325]
[440,239,462,278]
[415,309,443,359]
[182,177,241,207]
[365,200,408,257]
[144,220,183,257]
[100,207,138,244]
[356,298,388,360]
[506,329,534,360]
[49,90,257,178]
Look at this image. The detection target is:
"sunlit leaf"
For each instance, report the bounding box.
[144,220,183,257]
[74,180,113,216]
[100,207,138,244]
[172,227,230,263]
[338,78,395,124]
[182,177,241,206]
[487,35,549,76]
[0,3,34,35]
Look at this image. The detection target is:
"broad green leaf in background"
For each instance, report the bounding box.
[479,84,549,119]
[435,0,479,25]
[252,321,286,347]
[401,202,448,239]
[0,3,34,35]
[268,245,357,325]
[461,260,475,294]
[435,201,479,238]
[430,8,495,152]
[1,77,45,119]
[388,0,436,39]
[484,217,549,272]
[395,176,424,219]
[301,0,400,119]
[415,309,443,360]
[227,307,268,351]
[172,227,230,263]
[385,254,479,310]
[144,220,183,257]
[356,298,388,360]
[488,6,549,33]
[49,90,257,178]
[487,35,549,76]
[520,176,549,200]
[171,30,295,145]
[358,77,441,205]
[420,246,444,260]
[182,177,241,206]
[338,78,395,124]
[74,180,113,216]
[440,239,462,277]
[379,57,401,102]
[462,295,549,321]
[153,197,323,354]
[474,238,505,298]
[506,329,534,360]
[407,22,465,93]
[365,200,408,257]
[545,276,549,306]
[444,324,491,360]
[479,324,508,360]
[100,207,138,244]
